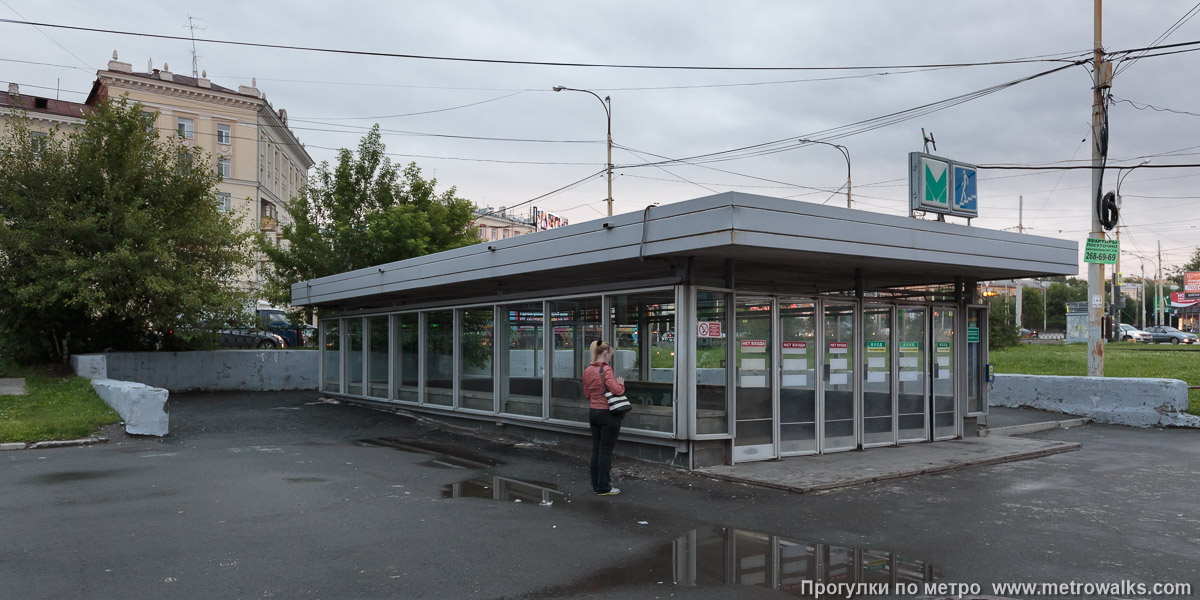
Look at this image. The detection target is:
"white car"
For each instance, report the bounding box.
[1117,323,1150,342]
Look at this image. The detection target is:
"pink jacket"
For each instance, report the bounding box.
[582,361,625,410]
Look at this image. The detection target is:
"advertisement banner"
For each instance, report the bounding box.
[1186,271,1200,293]
[532,207,569,231]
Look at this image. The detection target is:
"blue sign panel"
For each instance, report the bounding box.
[952,164,978,217]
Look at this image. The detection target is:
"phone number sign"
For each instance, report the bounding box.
[1083,238,1119,265]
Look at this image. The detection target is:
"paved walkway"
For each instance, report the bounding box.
[0,378,26,395]
[697,436,1080,493]
[985,406,1081,428]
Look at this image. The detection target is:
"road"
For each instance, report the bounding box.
[2,391,1197,599]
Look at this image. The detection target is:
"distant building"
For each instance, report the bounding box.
[471,207,536,242]
[0,52,314,292]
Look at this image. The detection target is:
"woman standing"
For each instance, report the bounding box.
[583,340,625,495]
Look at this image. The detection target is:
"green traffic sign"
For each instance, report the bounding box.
[925,164,947,206]
[1083,238,1119,265]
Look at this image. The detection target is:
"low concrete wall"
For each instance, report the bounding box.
[102,350,319,393]
[991,374,1198,428]
[91,379,169,436]
[70,354,107,380]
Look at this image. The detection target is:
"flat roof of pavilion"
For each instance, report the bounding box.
[292,192,1078,309]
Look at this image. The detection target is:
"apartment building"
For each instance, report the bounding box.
[0,51,314,291]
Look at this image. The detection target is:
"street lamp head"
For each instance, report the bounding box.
[552,86,565,92]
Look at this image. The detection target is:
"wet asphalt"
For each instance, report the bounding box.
[2,391,1198,599]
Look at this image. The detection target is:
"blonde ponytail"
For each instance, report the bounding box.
[590,339,613,363]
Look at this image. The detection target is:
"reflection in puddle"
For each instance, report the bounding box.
[523,526,941,598]
[441,475,564,504]
[356,438,503,469]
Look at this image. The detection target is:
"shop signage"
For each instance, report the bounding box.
[697,321,723,338]
[967,325,980,343]
[1186,271,1200,294]
[866,341,886,352]
[532,207,568,230]
[829,341,849,354]
[782,341,808,353]
[936,341,951,353]
[741,340,766,353]
[1083,238,1119,265]
[899,341,920,352]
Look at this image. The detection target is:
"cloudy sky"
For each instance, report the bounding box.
[2,0,1198,275]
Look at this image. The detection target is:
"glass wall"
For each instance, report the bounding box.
[779,299,817,455]
[367,316,389,398]
[967,307,984,414]
[425,310,454,406]
[897,307,927,442]
[611,291,676,433]
[861,305,894,446]
[932,308,956,439]
[823,303,856,451]
[459,307,495,412]
[734,297,773,458]
[346,318,364,396]
[502,302,544,417]
[322,320,340,393]
[549,297,601,422]
[395,314,419,403]
[695,291,729,435]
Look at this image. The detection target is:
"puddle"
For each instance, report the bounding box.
[441,475,564,504]
[284,477,327,484]
[22,469,126,484]
[356,438,503,469]
[522,525,941,598]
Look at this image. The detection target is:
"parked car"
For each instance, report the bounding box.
[256,307,306,347]
[1117,323,1150,343]
[1142,325,1199,345]
[218,328,286,349]
[1018,327,1033,338]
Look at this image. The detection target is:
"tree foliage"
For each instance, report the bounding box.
[258,125,478,312]
[1169,247,1200,288]
[0,98,253,362]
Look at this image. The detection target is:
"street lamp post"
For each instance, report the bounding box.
[553,86,613,216]
[799,138,851,208]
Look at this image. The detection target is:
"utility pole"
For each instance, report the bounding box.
[1087,0,1107,376]
[1157,240,1164,326]
[1141,263,1147,329]
[1016,196,1024,329]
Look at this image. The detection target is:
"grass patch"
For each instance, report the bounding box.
[0,361,121,444]
[991,343,1200,414]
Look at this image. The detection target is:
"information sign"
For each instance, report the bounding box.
[1083,238,1119,265]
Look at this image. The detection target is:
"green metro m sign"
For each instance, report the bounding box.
[909,152,978,219]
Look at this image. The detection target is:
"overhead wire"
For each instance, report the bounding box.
[0,18,1092,72]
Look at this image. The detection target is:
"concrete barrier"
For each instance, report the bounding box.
[70,354,107,380]
[90,379,169,436]
[103,350,319,392]
[991,374,1197,428]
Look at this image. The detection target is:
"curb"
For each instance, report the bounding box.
[698,441,1083,494]
[21,437,108,450]
[0,442,27,451]
[982,417,1092,437]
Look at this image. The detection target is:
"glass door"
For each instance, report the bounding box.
[779,299,817,456]
[931,307,956,440]
[861,304,894,447]
[896,306,928,442]
[822,302,857,452]
[734,296,775,461]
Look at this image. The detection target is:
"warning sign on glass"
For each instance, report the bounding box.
[782,341,807,354]
[697,321,723,338]
[741,340,767,353]
[829,341,849,354]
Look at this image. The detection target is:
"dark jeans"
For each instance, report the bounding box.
[589,408,622,493]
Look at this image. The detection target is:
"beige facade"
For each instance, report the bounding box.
[0,53,314,292]
[471,209,536,242]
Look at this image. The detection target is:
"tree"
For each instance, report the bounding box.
[258,125,478,313]
[0,98,253,362]
[988,296,1020,349]
[1020,286,1045,331]
[1168,247,1200,288]
[1044,278,1088,331]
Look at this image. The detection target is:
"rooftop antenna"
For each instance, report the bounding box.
[183,16,206,77]
[921,128,937,154]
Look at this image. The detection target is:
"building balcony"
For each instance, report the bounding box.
[260,216,277,232]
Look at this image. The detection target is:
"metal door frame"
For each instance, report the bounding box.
[732,294,779,462]
[819,298,860,454]
[860,303,897,449]
[778,296,821,458]
[930,304,958,441]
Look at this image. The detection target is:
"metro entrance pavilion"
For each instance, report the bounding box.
[292,192,1076,468]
